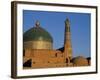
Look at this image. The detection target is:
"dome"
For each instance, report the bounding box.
[23,22,53,42]
[23,27,53,42]
[72,56,88,66]
[23,21,53,49]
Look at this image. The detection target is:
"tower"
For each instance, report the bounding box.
[64,18,72,64]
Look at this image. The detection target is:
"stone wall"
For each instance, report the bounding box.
[23,49,68,68]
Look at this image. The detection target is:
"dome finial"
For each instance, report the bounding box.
[35,20,40,27]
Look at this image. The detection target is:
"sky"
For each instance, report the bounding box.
[23,10,91,57]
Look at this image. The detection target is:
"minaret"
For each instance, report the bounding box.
[64,18,72,64]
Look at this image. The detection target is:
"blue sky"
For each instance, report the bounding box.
[23,10,91,57]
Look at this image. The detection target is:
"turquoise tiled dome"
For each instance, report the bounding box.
[23,21,53,43]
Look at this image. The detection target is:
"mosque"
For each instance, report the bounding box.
[23,18,90,69]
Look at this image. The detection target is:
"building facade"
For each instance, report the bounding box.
[23,18,90,69]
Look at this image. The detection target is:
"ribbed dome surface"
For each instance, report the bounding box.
[23,26,53,42]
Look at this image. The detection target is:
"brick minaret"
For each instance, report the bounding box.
[64,18,72,64]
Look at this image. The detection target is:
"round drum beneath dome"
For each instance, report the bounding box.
[24,40,52,49]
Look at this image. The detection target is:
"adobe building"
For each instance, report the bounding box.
[23,18,90,69]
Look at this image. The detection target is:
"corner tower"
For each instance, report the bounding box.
[64,18,72,63]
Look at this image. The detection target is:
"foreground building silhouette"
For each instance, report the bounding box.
[23,18,90,69]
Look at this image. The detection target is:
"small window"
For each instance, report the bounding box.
[66,58,68,63]
[55,53,57,57]
[33,62,35,64]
